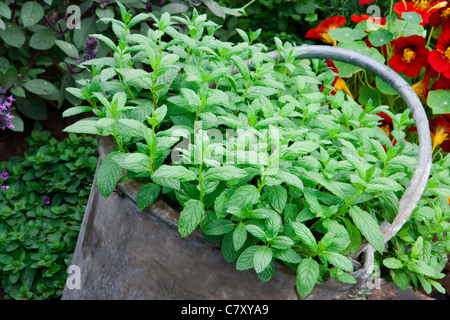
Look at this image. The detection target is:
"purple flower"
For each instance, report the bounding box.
[82,36,100,62]
[0,112,14,130]
[42,197,51,205]
[0,90,14,111]
[0,185,8,190]
[1,170,8,180]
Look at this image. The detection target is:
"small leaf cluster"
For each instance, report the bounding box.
[63,7,450,298]
[0,126,97,299]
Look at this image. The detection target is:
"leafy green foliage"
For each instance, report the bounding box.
[0,0,241,132]
[63,8,450,298]
[0,125,97,299]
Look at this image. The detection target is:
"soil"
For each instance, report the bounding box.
[0,106,449,301]
[0,106,88,163]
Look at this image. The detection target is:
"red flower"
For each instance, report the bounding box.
[429,2,450,32]
[408,115,450,152]
[431,75,450,91]
[389,35,430,77]
[428,30,450,78]
[306,16,347,46]
[393,0,446,26]
[359,0,377,4]
[351,14,387,26]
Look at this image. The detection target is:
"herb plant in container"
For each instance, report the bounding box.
[61,4,450,300]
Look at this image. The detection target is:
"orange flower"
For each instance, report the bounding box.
[306,16,347,46]
[429,115,450,152]
[321,60,353,98]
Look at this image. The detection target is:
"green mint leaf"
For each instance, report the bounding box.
[271,170,304,190]
[204,219,235,236]
[152,165,197,181]
[349,206,385,253]
[329,269,357,285]
[236,245,259,270]
[365,177,404,193]
[253,246,273,274]
[407,260,438,278]
[62,106,93,118]
[120,153,152,174]
[291,221,319,252]
[97,152,123,198]
[274,249,302,264]
[136,183,161,211]
[227,185,260,209]
[204,165,248,182]
[411,236,424,260]
[230,55,250,82]
[296,257,320,299]
[319,251,353,272]
[244,224,267,242]
[63,119,101,135]
[383,257,403,269]
[233,222,247,251]
[390,269,410,291]
[264,185,287,213]
[178,199,205,237]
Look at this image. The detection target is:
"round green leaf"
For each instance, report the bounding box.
[427,90,450,115]
[328,27,366,43]
[15,96,47,120]
[21,2,45,27]
[0,2,11,19]
[368,29,394,47]
[29,27,56,50]
[0,23,25,47]
[22,79,58,96]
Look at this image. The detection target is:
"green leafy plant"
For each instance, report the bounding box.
[63,6,449,298]
[0,125,97,299]
[0,0,240,132]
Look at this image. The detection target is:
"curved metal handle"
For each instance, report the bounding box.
[243,45,432,281]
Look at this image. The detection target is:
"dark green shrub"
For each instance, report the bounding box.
[0,126,97,299]
[0,0,239,132]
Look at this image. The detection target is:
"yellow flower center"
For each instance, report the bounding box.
[320,33,337,46]
[412,77,427,97]
[445,46,450,62]
[431,127,449,152]
[402,48,416,62]
[380,124,392,138]
[413,0,431,9]
[443,8,450,18]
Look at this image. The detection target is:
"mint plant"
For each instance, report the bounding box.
[63,6,450,298]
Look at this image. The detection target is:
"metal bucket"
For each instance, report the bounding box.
[62,46,432,300]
